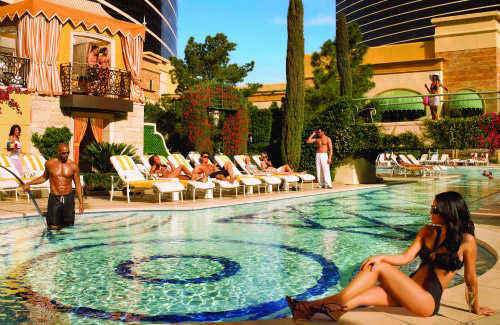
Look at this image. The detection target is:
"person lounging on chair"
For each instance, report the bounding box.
[148,154,193,180]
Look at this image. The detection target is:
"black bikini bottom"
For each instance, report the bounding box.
[410,267,443,315]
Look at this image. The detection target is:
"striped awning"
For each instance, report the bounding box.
[448,90,483,110]
[377,90,425,111]
[0,0,145,39]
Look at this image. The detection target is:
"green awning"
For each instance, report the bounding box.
[448,91,483,109]
[376,90,424,111]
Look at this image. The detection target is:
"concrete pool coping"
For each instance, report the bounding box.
[0,177,498,324]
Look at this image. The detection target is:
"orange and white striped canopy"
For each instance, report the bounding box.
[0,0,145,39]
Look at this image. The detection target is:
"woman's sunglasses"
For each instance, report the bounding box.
[430,206,439,214]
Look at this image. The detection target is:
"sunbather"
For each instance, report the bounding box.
[287,191,494,320]
[192,152,236,183]
[396,157,429,170]
[149,155,192,180]
[243,156,267,175]
[260,153,304,175]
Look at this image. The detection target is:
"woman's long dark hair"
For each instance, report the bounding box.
[148,155,158,167]
[9,124,20,136]
[434,191,475,253]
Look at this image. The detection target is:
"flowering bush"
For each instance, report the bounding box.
[0,86,28,115]
[476,112,500,153]
[181,83,248,155]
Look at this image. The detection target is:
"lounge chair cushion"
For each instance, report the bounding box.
[153,182,185,193]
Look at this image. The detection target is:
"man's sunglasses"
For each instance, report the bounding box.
[202,155,209,158]
[60,151,70,155]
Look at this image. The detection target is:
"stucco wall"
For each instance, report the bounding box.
[365,71,441,98]
[111,103,144,155]
[29,95,72,156]
[0,94,31,155]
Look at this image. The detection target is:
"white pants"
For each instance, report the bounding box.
[316,152,332,187]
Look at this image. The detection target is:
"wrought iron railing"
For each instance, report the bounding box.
[0,53,29,88]
[60,62,131,99]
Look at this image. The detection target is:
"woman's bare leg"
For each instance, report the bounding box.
[305,262,435,317]
[430,106,438,120]
[168,167,192,180]
[223,161,236,183]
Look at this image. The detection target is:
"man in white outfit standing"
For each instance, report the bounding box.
[307,128,333,188]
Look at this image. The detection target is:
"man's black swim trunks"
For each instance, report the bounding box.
[209,169,229,178]
[47,191,75,229]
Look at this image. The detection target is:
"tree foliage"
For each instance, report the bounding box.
[282,0,305,170]
[168,33,255,94]
[306,23,374,118]
[31,127,73,160]
[336,13,352,97]
[83,142,137,173]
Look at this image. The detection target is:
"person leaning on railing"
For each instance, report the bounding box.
[86,45,99,95]
[425,73,448,121]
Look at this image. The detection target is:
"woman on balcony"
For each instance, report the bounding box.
[97,47,110,96]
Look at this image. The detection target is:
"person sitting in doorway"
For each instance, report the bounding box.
[192,152,236,184]
[148,155,192,180]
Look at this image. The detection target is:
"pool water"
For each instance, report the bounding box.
[0,167,497,324]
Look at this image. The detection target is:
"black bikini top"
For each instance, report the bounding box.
[418,226,464,271]
[430,84,438,91]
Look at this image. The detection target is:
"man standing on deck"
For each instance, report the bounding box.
[23,144,84,229]
[307,128,333,188]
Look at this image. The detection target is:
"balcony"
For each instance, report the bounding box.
[0,53,29,88]
[60,63,133,112]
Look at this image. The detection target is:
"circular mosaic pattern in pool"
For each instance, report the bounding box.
[116,254,241,285]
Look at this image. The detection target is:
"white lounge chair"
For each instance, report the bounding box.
[0,153,49,199]
[167,153,216,201]
[0,154,20,200]
[438,154,450,167]
[187,151,201,166]
[376,153,391,168]
[391,157,428,177]
[214,154,263,195]
[110,155,185,204]
[427,153,439,165]
[406,154,440,176]
[477,153,489,166]
[233,154,282,193]
[251,155,302,191]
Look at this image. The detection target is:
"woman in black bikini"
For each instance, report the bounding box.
[287,191,494,320]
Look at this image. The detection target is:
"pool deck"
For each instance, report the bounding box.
[0,177,499,324]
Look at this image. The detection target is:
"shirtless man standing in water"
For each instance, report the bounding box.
[307,128,333,188]
[24,144,84,229]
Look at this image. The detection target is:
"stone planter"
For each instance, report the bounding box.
[333,157,378,185]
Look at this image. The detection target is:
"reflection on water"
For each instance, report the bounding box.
[0,167,497,323]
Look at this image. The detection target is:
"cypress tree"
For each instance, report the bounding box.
[282,0,305,169]
[336,13,352,97]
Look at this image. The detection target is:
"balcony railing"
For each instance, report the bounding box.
[60,63,131,99]
[0,53,29,88]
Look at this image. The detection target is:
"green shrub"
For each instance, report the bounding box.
[83,142,138,173]
[249,107,272,151]
[82,172,123,191]
[300,97,383,173]
[31,127,73,160]
[423,117,484,149]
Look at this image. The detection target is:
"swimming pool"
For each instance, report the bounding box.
[0,167,497,324]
